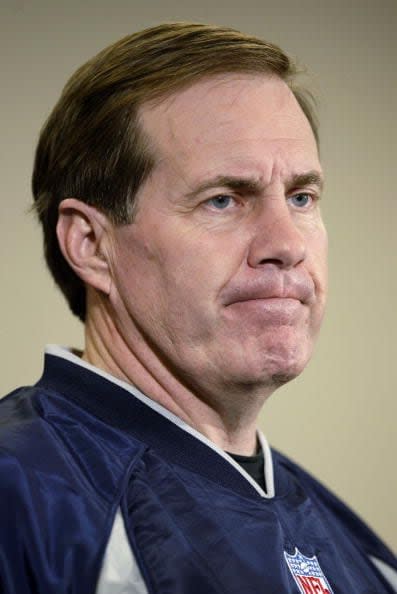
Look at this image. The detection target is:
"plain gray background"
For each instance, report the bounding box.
[1,0,396,550]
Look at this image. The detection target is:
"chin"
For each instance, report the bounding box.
[233,338,313,388]
[264,358,308,388]
[269,369,302,388]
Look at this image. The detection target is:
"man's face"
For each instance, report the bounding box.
[108,74,327,396]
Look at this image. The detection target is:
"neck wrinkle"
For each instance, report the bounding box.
[82,291,264,456]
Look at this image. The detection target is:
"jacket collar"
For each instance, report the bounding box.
[38,345,277,500]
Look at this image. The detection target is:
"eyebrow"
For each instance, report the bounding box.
[289,172,325,192]
[185,171,324,198]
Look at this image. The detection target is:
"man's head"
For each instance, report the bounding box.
[32,22,319,322]
[33,23,327,400]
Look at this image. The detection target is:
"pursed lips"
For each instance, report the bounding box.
[222,276,315,307]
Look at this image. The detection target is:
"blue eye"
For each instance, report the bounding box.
[289,193,311,208]
[207,195,234,210]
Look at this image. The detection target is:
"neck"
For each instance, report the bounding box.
[82,294,274,456]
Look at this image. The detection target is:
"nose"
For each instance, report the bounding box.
[247,200,306,270]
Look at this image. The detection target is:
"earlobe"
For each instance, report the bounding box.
[57,198,112,295]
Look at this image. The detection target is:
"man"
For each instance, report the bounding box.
[0,22,396,593]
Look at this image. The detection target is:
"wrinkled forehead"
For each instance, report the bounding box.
[138,73,320,182]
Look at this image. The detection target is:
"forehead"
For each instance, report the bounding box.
[139,74,320,182]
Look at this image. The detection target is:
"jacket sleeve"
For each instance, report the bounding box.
[0,450,104,594]
[0,452,54,593]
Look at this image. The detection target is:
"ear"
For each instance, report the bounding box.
[56,198,113,295]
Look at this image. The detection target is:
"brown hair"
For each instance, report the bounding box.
[32,22,319,321]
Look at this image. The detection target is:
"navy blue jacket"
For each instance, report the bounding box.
[0,347,396,593]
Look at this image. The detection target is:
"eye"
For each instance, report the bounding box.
[206,195,236,210]
[288,193,313,208]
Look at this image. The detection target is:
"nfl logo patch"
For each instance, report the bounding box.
[284,548,334,594]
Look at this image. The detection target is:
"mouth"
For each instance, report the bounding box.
[225,296,304,314]
[227,296,303,306]
[222,278,315,308]
[224,294,307,313]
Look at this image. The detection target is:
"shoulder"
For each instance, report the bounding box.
[272,448,397,570]
[0,382,144,480]
[0,385,145,593]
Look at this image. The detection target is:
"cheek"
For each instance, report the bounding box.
[305,221,328,280]
[111,228,214,317]
[110,230,167,315]
[309,232,328,333]
[162,222,242,278]
[316,229,328,291]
